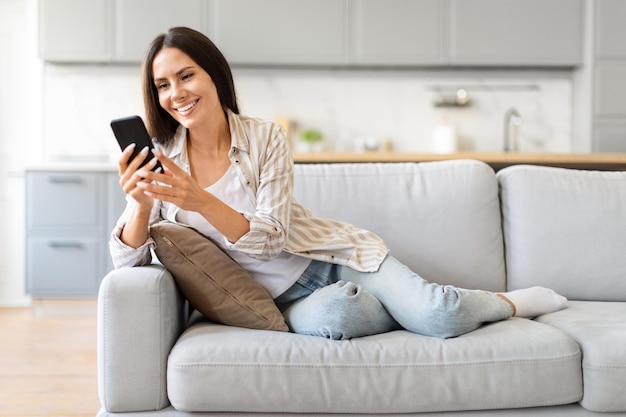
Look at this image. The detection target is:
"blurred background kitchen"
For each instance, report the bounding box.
[1,0,625,306]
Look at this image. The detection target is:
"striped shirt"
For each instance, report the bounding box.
[109,110,389,284]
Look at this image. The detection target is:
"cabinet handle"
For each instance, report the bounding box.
[48,241,84,249]
[48,176,83,184]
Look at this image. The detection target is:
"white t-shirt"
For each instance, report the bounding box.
[176,164,311,298]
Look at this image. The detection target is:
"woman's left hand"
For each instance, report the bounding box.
[135,148,210,213]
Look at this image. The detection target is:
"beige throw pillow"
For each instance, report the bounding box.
[151,222,288,332]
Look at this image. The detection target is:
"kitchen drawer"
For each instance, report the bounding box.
[26,171,103,229]
[26,236,103,296]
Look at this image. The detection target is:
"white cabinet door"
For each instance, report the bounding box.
[594,125,626,153]
[354,0,445,65]
[113,0,208,62]
[595,0,626,58]
[594,62,626,117]
[39,0,110,61]
[449,0,583,66]
[212,0,349,65]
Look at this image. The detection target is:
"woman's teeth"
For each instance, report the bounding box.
[177,101,197,112]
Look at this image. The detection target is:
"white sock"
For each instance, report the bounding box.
[501,286,568,318]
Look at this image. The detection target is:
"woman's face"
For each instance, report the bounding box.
[152,47,221,132]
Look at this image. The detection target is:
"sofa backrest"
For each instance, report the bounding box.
[498,165,626,301]
[293,160,506,292]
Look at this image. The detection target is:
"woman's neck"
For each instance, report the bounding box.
[187,110,230,158]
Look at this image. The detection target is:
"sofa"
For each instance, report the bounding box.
[97,160,626,416]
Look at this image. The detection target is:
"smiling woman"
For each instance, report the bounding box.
[110,27,567,342]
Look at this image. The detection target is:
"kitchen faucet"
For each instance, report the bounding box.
[503,108,523,152]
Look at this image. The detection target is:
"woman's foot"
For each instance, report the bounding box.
[499,287,568,318]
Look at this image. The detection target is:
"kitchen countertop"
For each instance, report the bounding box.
[292,151,626,171]
[26,152,626,172]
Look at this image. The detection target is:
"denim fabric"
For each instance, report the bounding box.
[278,256,513,340]
[341,255,514,338]
[274,260,340,311]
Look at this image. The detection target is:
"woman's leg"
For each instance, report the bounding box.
[275,261,400,340]
[340,256,515,338]
[283,280,400,340]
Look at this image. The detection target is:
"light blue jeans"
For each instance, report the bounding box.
[275,256,513,339]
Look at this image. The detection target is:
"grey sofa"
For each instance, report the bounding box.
[97,160,626,416]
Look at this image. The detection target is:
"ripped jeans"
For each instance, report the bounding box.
[274,256,513,340]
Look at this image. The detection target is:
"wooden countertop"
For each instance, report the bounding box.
[292,151,626,171]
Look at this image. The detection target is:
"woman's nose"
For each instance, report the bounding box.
[171,83,186,101]
[336,280,361,297]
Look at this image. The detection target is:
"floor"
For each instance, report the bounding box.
[0,300,100,417]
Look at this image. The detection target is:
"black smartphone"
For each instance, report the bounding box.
[110,115,162,171]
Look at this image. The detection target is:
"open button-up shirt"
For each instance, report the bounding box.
[109,110,388,293]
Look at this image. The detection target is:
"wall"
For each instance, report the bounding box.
[0,0,42,306]
[43,65,574,160]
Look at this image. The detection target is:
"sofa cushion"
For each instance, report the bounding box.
[536,301,626,412]
[497,165,626,300]
[294,160,506,292]
[167,318,582,413]
[151,222,288,332]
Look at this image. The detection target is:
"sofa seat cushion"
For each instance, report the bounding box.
[167,318,581,413]
[536,301,626,412]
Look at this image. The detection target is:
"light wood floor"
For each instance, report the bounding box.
[0,301,100,417]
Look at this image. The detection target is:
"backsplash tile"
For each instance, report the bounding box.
[41,64,573,161]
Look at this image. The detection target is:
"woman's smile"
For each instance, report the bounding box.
[176,99,198,115]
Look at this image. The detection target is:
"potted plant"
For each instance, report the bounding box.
[299,128,324,152]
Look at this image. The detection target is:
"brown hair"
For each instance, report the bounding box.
[141,27,239,145]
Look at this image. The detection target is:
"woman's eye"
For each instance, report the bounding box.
[181,73,193,81]
[156,83,168,90]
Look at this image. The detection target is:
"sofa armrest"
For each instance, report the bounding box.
[97,265,185,413]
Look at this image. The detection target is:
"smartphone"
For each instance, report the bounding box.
[110,115,162,171]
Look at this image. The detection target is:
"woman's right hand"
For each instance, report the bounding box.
[118,144,158,208]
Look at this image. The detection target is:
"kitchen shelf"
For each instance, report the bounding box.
[292,151,626,171]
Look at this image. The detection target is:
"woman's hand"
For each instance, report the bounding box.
[118,144,159,208]
[135,147,250,243]
[134,148,211,213]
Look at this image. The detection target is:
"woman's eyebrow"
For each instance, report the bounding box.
[154,66,195,82]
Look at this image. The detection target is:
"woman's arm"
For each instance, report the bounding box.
[109,144,161,268]
[229,122,294,260]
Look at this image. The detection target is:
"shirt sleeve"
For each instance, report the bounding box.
[228,124,293,261]
[108,196,161,269]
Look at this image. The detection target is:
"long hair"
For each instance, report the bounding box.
[141,27,239,145]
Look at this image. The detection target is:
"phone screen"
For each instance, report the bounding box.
[110,115,162,171]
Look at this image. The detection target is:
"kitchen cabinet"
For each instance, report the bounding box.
[592,0,626,152]
[353,0,445,65]
[212,0,349,65]
[449,0,583,66]
[354,0,582,67]
[39,0,583,67]
[594,62,626,117]
[25,170,125,297]
[595,0,626,58]
[39,0,208,62]
[39,0,110,62]
[113,0,208,62]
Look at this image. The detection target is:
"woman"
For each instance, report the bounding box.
[111,27,567,339]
